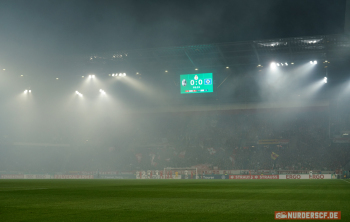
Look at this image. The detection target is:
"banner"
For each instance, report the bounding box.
[1,174,50,179]
[279,174,332,179]
[99,175,136,179]
[201,175,228,179]
[136,174,182,179]
[54,175,94,179]
[229,175,279,179]
[24,175,51,179]
[1,174,24,179]
[258,139,289,145]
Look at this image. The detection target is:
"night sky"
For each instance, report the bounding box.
[0,0,347,79]
[0,0,346,57]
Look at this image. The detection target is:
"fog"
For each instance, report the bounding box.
[0,0,349,175]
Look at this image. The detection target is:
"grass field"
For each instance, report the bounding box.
[0,179,349,222]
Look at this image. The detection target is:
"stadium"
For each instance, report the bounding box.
[1,1,350,221]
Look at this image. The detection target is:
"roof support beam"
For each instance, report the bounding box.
[288,40,294,62]
[184,50,197,68]
[345,0,350,38]
[217,46,229,67]
[251,43,261,65]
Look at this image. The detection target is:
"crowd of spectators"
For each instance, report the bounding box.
[125,109,345,172]
[1,109,349,173]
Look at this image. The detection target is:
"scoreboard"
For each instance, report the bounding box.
[180,73,213,94]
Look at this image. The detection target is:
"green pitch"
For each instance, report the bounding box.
[0,179,349,221]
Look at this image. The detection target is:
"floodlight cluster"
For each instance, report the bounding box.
[270,62,290,68]
[19,61,331,98]
[111,73,126,77]
[270,61,318,69]
[277,62,288,66]
[75,91,83,97]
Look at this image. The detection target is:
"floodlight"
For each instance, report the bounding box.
[281,63,284,66]
[270,62,276,68]
[75,91,83,97]
[277,63,280,66]
[226,67,229,69]
[285,63,288,66]
[24,90,28,94]
[323,77,327,83]
[92,75,95,78]
[310,61,314,64]
[314,60,317,64]
[28,90,31,93]
[123,73,126,76]
[195,68,198,71]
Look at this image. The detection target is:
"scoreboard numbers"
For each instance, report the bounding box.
[180,73,213,94]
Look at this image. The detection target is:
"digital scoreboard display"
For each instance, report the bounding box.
[180,73,213,94]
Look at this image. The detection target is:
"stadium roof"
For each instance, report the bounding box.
[86,34,350,71]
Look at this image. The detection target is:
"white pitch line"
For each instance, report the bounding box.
[0,188,48,191]
[342,179,350,184]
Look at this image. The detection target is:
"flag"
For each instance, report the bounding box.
[149,153,156,166]
[135,153,142,163]
[207,147,216,155]
[271,152,279,160]
[229,155,235,165]
[179,150,186,158]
